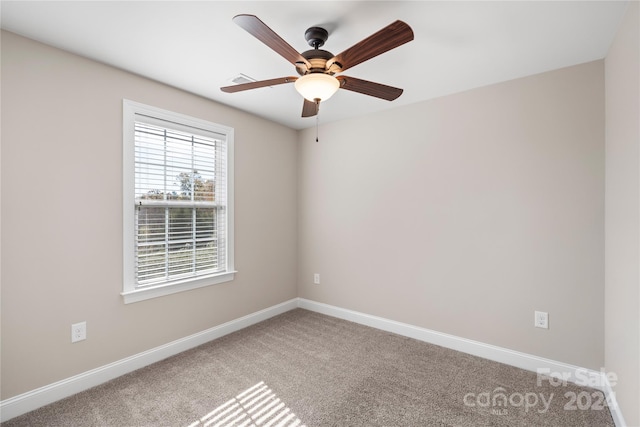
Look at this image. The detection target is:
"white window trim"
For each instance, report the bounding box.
[122,99,235,304]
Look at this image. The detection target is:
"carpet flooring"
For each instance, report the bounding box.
[2,309,614,426]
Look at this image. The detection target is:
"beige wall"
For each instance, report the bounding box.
[605,2,640,426]
[298,60,605,369]
[0,31,299,399]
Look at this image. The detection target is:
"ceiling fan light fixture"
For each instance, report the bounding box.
[294,73,340,102]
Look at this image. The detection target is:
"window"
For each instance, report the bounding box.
[122,100,234,303]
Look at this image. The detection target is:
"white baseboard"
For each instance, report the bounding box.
[297,298,626,427]
[0,299,298,423]
[1,297,626,427]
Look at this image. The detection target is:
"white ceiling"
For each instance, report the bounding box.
[0,1,629,130]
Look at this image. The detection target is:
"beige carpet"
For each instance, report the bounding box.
[2,309,614,426]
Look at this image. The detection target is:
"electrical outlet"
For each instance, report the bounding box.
[313,273,320,285]
[71,321,87,343]
[534,311,549,329]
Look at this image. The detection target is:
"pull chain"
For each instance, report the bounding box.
[315,98,320,142]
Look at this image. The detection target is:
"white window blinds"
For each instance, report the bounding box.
[134,117,228,286]
[123,100,234,303]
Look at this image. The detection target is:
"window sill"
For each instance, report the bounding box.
[121,271,236,304]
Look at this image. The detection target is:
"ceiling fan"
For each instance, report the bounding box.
[220,14,414,118]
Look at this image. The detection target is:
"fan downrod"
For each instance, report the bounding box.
[304,26,329,49]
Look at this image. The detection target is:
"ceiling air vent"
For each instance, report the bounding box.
[231,73,257,85]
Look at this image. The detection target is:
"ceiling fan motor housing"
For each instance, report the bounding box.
[297,49,340,75]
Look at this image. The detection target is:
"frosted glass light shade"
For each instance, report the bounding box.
[294,73,340,102]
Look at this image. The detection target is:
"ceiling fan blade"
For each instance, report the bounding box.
[233,14,311,70]
[329,20,413,72]
[220,76,298,93]
[301,99,318,117]
[336,76,403,101]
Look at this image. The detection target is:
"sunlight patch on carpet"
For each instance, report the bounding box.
[187,381,306,427]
